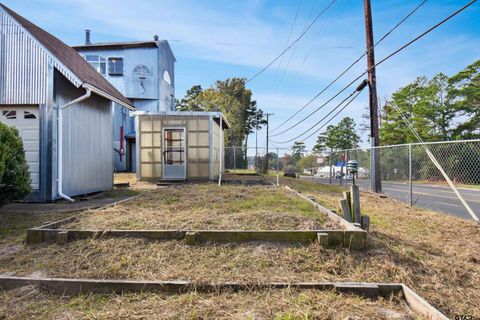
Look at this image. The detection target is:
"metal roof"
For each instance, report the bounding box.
[73,41,159,50]
[73,40,177,62]
[135,111,230,129]
[0,3,135,110]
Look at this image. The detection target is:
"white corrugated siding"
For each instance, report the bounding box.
[0,9,82,104]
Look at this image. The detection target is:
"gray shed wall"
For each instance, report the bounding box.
[54,71,114,196]
[0,8,82,105]
[137,114,219,180]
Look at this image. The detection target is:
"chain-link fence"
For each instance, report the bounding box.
[326,140,480,220]
[224,146,282,174]
[223,140,480,221]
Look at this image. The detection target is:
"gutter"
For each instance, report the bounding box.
[218,112,223,186]
[82,84,135,111]
[56,88,92,202]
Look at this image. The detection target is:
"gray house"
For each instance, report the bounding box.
[0,4,135,202]
[74,33,176,172]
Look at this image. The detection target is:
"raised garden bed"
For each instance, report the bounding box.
[0,276,447,319]
[25,184,366,249]
[0,286,422,319]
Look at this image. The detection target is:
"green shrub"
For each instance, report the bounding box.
[0,122,31,205]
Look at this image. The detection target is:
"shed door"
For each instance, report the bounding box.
[0,106,40,190]
[162,128,186,179]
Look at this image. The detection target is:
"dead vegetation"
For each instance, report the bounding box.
[1,174,479,318]
[0,286,415,320]
[64,184,334,231]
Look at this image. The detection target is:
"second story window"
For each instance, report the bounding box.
[108,57,124,76]
[85,55,106,75]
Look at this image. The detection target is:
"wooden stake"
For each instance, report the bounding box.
[351,185,361,223]
[339,199,352,222]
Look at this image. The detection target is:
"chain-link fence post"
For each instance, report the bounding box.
[345,150,349,188]
[329,152,332,184]
[408,143,413,207]
[233,147,236,173]
[276,147,280,187]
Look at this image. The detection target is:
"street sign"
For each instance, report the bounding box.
[317,157,324,164]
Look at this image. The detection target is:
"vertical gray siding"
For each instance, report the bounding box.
[0,10,48,104]
[0,9,82,105]
[54,71,113,196]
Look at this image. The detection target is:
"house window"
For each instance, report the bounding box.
[24,111,37,119]
[163,70,171,85]
[108,57,124,75]
[85,55,106,75]
[2,110,16,119]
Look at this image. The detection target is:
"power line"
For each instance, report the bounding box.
[246,0,336,84]
[373,0,477,69]
[270,0,476,138]
[271,80,367,145]
[262,0,304,116]
[271,0,429,133]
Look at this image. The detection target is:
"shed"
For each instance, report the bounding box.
[136,112,229,181]
[0,4,135,202]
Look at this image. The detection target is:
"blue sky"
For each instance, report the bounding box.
[3,0,479,150]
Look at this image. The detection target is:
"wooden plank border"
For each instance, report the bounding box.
[0,276,447,319]
[26,189,365,249]
[285,186,366,232]
[27,228,366,249]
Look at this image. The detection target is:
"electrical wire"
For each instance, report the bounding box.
[271,81,367,145]
[262,0,304,116]
[271,0,429,132]
[270,0,476,137]
[246,0,336,83]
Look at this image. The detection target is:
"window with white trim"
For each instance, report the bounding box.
[85,55,106,75]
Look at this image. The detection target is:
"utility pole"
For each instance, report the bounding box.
[363,0,382,193]
[264,113,274,173]
[255,110,258,172]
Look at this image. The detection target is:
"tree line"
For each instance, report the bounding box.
[175,78,266,168]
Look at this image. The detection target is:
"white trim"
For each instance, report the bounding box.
[82,84,135,111]
[162,127,186,180]
[209,115,214,180]
[151,111,230,128]
[0,7,135,110]
[0,7,83,87]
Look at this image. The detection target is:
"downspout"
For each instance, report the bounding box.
[218,113,223,187]
[56,87,92,202]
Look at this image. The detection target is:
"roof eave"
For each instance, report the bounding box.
[82,84,135,111]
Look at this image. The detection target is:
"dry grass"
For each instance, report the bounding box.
[64,184,335,231]
[0,287,415,320]
[1,174,479,318]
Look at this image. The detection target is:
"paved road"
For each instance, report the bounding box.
[301,176,480,220]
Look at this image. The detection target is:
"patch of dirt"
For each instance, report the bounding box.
[296,220,322,230]
[0,245,22,260]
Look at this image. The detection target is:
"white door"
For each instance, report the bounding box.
[162,127,186,179]
[0,106,40,190]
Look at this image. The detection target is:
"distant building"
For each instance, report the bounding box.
[74,33,176,172]
[0,4,135,201]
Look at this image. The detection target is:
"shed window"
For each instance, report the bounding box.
[2,110,16,119]
[85,55,106,75]
[108,57,124,75]
[24,111,37,119]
